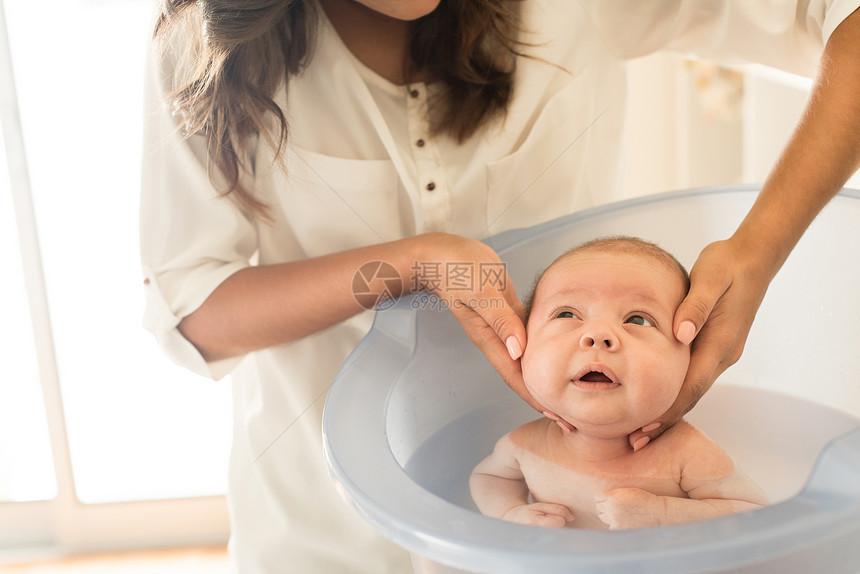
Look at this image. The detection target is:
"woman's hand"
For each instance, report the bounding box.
[406,233,542,412]
[627,237,772,451]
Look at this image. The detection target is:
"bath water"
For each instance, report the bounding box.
[403,384,860,511]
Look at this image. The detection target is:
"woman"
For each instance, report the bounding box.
[141,0,860,571]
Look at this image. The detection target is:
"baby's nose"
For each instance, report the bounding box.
[579,326,618,351]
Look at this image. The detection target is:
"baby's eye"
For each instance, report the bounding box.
[625,314,653,327]
[554,310,577,319]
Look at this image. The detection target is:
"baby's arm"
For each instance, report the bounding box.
[597,427,768,529]
[470,433,574,528]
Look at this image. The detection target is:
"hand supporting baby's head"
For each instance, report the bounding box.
[519,237,692,439]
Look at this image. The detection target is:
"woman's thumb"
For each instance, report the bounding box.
[505,335,523,360]
[673,281,724,345]
[492,308,525,360]
[491,294,526,360]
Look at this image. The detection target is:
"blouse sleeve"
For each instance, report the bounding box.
[577,0,860,76]
[139,42,257,381]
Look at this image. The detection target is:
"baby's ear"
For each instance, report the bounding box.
[542,411,575,434]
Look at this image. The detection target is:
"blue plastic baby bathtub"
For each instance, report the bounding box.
[323,185,860,574]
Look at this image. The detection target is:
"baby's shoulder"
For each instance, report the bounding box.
[505,418,555,454]
[659,419,715,447]
[660,420,736,471]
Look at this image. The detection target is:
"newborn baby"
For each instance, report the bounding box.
[470,237,767,529]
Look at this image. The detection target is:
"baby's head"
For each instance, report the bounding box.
[521,237,691,437]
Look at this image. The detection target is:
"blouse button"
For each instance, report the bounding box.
[416,139,425,148]
[410,89,420,99]
[425,182,436,192]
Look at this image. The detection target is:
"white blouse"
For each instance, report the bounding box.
[140,1,859,572]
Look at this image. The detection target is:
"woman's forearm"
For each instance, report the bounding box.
[731,7,860,272]
[177,231,526,366]
[178,236,427,362]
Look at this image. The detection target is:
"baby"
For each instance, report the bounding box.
[470,236,767,530]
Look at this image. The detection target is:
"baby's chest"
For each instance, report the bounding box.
[520,456,685,529]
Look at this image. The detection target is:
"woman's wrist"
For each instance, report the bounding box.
[390,232,474,296]
[724,224,784,284]
[728,182,816,284]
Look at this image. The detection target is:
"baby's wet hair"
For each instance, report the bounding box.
[521,236,690,325]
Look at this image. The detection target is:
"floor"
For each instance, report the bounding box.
[0,546,230,573]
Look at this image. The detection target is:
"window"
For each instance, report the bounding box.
[0,120,56,506]
[1,0,231,553]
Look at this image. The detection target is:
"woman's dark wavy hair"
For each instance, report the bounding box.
[153,0,523,219]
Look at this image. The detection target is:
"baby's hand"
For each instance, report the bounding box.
[595,488,660,530]
[503,502,574,528]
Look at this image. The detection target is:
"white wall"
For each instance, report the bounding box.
[621,53,860,202]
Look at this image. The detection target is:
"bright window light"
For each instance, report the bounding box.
[3,0,232,505]
[0,121,57,504]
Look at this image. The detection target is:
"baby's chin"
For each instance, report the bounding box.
[563,416,656,439]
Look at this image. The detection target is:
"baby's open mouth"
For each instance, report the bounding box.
[580,371,613,383]
[572,366,620,390]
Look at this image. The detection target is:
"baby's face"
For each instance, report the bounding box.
[521,250,691,437]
